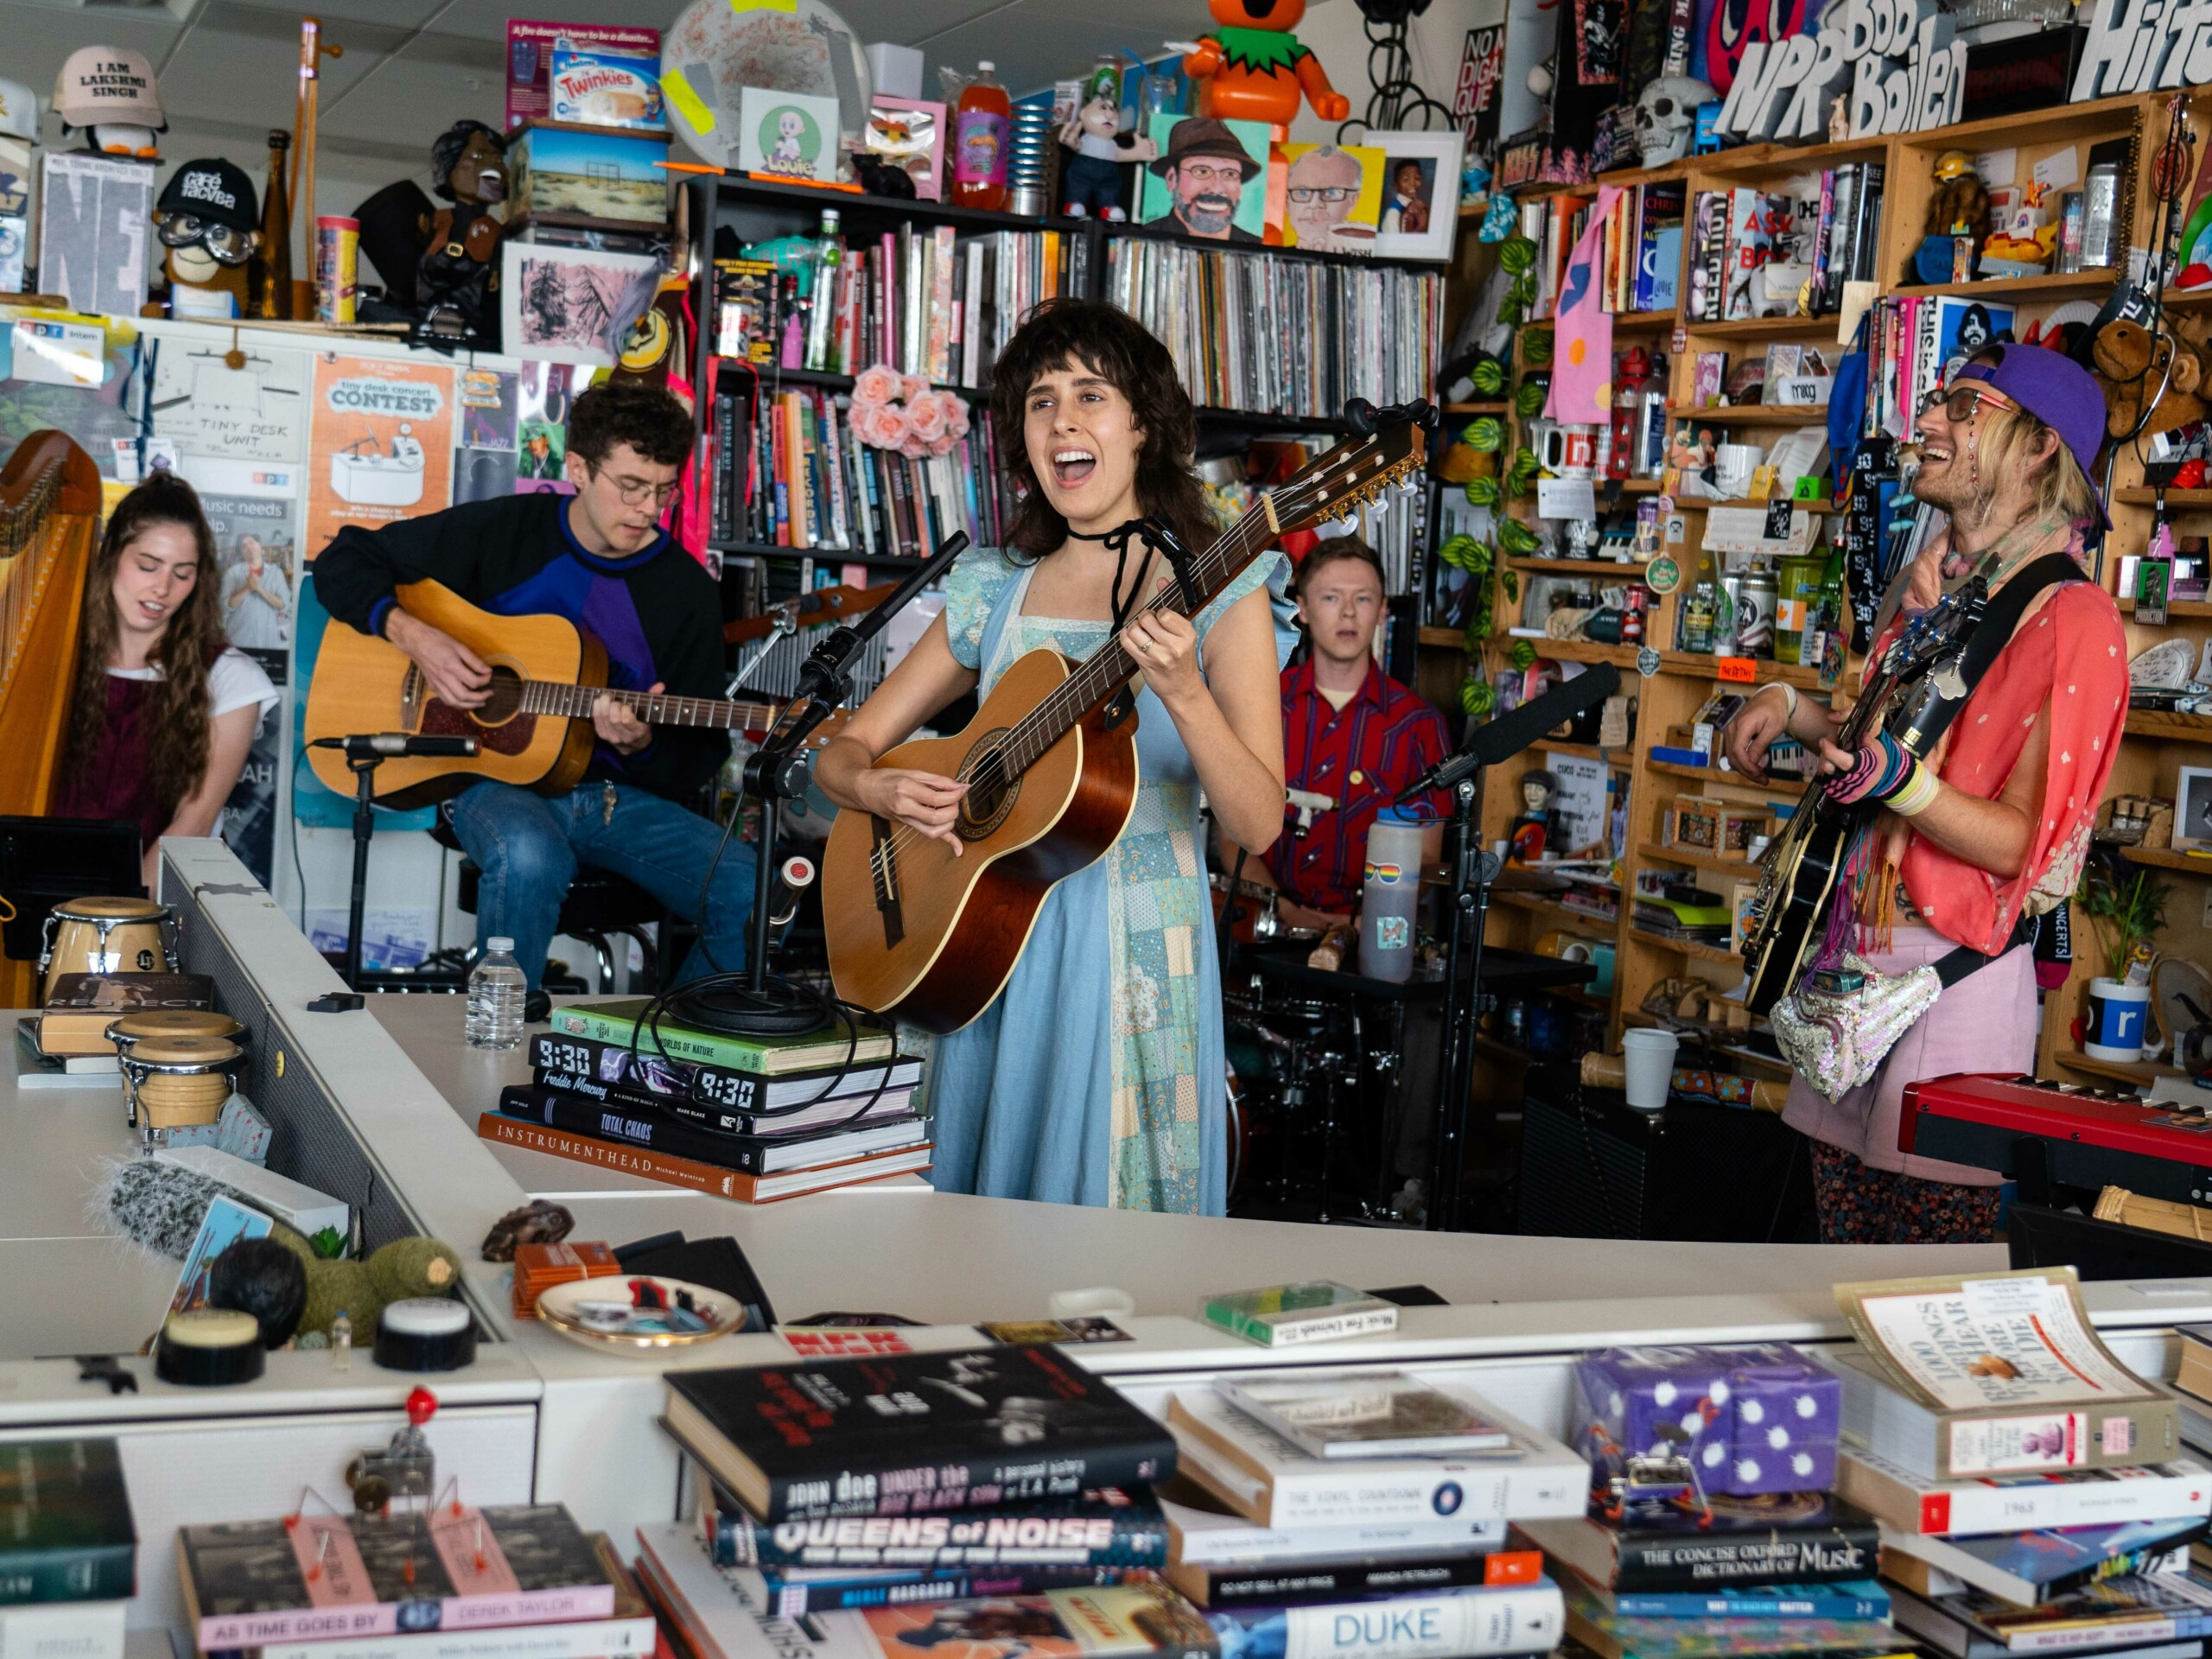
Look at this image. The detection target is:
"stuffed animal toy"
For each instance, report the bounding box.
[2090,315,2212,439]
[1058,94,1156,220]
[1926,152,1990,238]
[1183,0,1350,130]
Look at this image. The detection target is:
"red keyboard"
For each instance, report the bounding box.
[1903,1072,2212,1203]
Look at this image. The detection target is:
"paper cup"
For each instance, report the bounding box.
[1620,1028,1679,1111]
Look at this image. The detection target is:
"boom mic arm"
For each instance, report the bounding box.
[1396,664,1622,804]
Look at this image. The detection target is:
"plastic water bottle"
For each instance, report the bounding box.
[465,936,527,1051]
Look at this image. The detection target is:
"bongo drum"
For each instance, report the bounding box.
[40,897,179,1001]
[117,1034,241,1134]
[107,1008,242,1062]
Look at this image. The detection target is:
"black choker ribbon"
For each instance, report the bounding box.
[1067,517,1198,633]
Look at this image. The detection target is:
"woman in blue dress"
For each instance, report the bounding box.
[815,299,1292,1214]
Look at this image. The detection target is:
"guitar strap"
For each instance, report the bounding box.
[1895,550,2086,990]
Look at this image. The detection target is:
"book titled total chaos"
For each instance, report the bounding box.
[664,1350,1177,1523]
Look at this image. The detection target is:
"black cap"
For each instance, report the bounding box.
[157,157,257,233]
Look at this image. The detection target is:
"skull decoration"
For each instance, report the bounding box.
[1633,75,1713,168]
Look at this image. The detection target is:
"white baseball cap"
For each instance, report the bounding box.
[54,47,164,131]
[0,78,38,143]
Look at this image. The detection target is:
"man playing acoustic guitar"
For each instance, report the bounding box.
[1724,348,2124,1246]
[316,380,751,990]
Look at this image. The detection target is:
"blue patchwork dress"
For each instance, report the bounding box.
[924,545,1294,1213]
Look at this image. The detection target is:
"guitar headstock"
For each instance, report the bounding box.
[1270,416,1430,538]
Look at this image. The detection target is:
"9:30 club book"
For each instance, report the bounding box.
[664,1350,1176,1524]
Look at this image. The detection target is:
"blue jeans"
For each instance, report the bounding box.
[446,780,755,990]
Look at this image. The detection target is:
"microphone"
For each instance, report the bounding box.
[791,531,970,706]
[310,734,481,759]
[1395,663,1622,804]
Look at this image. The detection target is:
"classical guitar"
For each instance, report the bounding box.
[305,578,820,808]
[822,415,1428,1034]
[1738,582,1990,1015]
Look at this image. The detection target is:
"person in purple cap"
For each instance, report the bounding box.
[1726,345,2126,1244]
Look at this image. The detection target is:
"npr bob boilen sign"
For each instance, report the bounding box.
[2072,0,2212,97]
[1714,0,1965,142]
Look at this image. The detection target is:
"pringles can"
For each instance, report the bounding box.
[315,215,359,324]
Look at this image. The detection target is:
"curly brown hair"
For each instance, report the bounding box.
[62,472,226,827]
[986,298,1215,562]
[566,378,696,469]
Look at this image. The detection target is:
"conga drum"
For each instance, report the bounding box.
[40,897,179,1000]
[117,1034,241,1135]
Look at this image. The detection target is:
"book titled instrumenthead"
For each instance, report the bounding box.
[1201,1284,1397,1348]
[664,1348,1176,1523]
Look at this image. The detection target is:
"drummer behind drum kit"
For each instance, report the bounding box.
[32,893,250,1147]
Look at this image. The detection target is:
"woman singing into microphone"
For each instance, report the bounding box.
[814,300,1294,1215]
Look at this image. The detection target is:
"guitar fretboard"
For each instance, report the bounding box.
[513,679,782,730]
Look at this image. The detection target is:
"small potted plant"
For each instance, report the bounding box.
[2076,853,2172,1061]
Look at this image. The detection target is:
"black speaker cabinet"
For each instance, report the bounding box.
[1516,1085,1812,1241]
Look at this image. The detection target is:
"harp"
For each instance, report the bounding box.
[0,432,105,1006]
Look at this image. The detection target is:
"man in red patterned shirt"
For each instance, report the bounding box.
[1221,537,1451,931]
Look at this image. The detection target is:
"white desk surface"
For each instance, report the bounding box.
[370,996,2009,1330]
[0,1061,196,1361]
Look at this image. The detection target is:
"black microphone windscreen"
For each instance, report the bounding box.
[1466,662,1623,768]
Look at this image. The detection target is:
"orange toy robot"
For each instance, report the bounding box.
[1182,0,1351,131]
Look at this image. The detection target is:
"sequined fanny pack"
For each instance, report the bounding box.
[1773,915,2037,1102]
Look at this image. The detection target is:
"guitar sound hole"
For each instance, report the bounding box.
[475,667,524,726]
[957,731,1019,841]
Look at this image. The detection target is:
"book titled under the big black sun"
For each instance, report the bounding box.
[664,1349,1177,1525]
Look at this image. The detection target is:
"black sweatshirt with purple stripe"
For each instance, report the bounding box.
[315,493,725,804]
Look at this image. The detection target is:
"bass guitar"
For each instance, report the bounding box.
[305,578,821,808]
[822,414,1427,1034]
[1738,581,1992,1014]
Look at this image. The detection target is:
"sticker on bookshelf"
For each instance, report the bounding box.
[1644,553,1681,594]
[1717,656,1757,683]
[1637,645,1662,678]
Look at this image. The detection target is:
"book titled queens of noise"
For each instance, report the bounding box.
[664,1350,1176,1524]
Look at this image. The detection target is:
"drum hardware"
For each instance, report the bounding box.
[38,897,180,1001]
[1286,787,1335,835]
[114,1033,243,1143]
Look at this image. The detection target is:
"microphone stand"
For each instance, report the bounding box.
[1427,766,1497,1233]
[696,532,971,1034]
[308,734,479,993]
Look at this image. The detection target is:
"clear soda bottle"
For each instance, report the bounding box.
[465,936,527,1051]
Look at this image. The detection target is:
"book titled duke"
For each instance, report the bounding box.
[664,1350,1176,1523]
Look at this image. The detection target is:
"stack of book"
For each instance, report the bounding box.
[474,1005,930,1204]
[1597,181,1686,316]
[177,1502,653,1659]
[639,1347,1213,1659]
[707,375,1006,556]
[2,1439,135,1659]
[1102,239,1443,421]
[712,228,1077,389]
[1160,1369,1575,1656]
[1526,1342,1897,1659]
[1833,1267,2210,1659]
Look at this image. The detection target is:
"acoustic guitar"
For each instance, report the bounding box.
[822,416,1427,1034]
[305,578,812,808]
